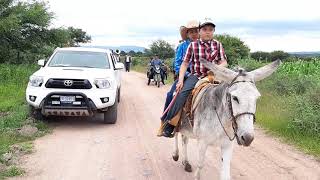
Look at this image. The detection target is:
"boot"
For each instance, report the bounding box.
[163,123,175,138]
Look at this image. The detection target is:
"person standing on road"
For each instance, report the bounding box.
[125,55,132,72]
[114,49,121,62]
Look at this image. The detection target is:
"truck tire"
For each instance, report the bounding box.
[155,74,161,88]
[103,96,118,124]
[117,88,121,103]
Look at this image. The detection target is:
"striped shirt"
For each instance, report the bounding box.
[183,39,227,78]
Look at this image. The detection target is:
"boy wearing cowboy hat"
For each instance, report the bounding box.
[160,20,200,137]
[172,26,187,73]
[174,20,199,79]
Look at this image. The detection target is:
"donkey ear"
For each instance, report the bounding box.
[248,60,281,82]
[200,58,237,82]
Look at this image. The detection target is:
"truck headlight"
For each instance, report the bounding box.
[29,76,44,87]
[94,78,113,89]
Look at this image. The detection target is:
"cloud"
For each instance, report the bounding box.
[218,20,320,36]
[243,34,320,52]
[47,0,320,51]
[215,20,320,52]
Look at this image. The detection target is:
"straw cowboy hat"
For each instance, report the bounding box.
[180,20,200,41]
[180,26,188,41]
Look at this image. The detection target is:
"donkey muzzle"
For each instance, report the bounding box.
[241,133,254,146]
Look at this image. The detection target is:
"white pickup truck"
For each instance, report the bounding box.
[26,47,124,124]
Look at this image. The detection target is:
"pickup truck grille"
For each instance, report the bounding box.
[42,92,97,116]
[45,79,92,89]
[45,94,88,107]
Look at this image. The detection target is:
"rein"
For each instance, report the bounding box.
[214,72,256,143]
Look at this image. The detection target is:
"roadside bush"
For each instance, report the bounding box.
[290,88,320,137]
[235,58,266,71]
[237,58,320,140]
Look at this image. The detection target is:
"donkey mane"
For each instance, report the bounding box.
[232,66,251,77]
[197,83,229,115]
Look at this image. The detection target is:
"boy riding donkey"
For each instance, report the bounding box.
[158,18,228,138]
[161,20,199,128]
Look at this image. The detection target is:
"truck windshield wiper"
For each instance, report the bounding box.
[50,64,99,68]
[72,66,97,68]
[50,64,71,67]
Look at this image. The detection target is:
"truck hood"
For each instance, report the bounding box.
[32,67,114,79]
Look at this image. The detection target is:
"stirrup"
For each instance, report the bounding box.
[162,131,175,138]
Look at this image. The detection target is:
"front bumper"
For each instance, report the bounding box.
[41,92,97,116]
[26,86,117,115]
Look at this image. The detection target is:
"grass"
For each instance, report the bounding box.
[19,142,34,154]
[0,166,25,179]
[256,90,320,158]
[0,63,50,178]
[0,133,32,157]
[237,59,320,158]
[131,64,147,74]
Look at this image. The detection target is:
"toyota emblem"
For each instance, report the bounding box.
[64,80,73,86]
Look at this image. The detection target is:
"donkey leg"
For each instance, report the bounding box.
[220,138,234,180]
[195,141,208,180]
[181,134,192,172]
[172,133,179,161]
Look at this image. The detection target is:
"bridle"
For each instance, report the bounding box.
[215,72,256,144]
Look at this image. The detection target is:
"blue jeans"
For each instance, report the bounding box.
[162,72,190,114]
[161,80,178,121]
[161,75,199,122]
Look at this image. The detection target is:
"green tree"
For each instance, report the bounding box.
[143,48,152,57]
[136,51,143,57]
[128,50,136,56]
[270,50,290,61]
[149,40,174,59]
[0,0,91,64]
[0,0,53,63]
[251,51,270,61]
[120,50,126,56]
[67,27,91,46]
[214,34,250,65]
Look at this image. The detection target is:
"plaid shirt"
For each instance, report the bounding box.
[183,39,227,78]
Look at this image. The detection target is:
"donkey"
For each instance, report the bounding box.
[172,59,281,180]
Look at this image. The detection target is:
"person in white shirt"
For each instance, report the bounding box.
[125,55,132,72]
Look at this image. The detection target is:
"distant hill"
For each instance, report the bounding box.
[289,51,320,57]
[82,45,146,53]
[82,46,320,57]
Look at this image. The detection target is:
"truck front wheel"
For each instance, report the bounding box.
[29,105,45,121]
[103,97,118,124]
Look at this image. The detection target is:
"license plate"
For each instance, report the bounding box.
[60,96,75,102]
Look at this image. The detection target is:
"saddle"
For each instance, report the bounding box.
[157,72,219,137]
[175,72,219,131]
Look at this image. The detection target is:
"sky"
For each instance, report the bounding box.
[47,0,320,52]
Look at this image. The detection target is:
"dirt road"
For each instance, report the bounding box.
[12,71,320,180]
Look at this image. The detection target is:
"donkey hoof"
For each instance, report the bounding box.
[183,161,192,172]
[172,155,179,161]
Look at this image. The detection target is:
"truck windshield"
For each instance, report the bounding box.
[48,51,110,69]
